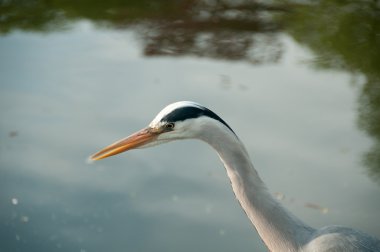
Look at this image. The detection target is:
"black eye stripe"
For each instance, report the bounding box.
[161,107,202,122]
[160,106,235,134]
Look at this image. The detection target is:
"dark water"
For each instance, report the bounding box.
[1,1,380,251]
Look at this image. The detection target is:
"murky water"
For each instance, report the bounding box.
[1,1,379,251]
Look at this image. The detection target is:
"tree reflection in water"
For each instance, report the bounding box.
[137,1,287,63]
[282,0,380,183]
[1,0,379,182]
[0,0,288,63]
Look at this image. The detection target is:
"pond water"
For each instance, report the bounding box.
[1,1,380,252]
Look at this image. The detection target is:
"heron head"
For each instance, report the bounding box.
[90,101,233,161]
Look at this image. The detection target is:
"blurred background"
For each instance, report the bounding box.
[1,0,379,251]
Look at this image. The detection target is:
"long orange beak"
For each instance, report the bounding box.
[90,127,158,161]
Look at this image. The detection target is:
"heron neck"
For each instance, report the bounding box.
[202,129,313,252]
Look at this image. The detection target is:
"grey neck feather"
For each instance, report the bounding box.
[198,121,314,252]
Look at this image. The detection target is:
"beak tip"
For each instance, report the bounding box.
[86,155,97,164]
[86,158,94,165]
[87,153,105,163]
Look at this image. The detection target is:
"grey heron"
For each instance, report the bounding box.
[91,101,380,252]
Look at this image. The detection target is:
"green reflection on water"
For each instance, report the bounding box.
[0,0,184,33]
[1,0,288,63]
[282,0,380,183]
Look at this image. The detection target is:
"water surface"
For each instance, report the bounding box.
[1,1,379,251]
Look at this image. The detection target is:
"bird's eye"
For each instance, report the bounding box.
[165,122,175,130]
